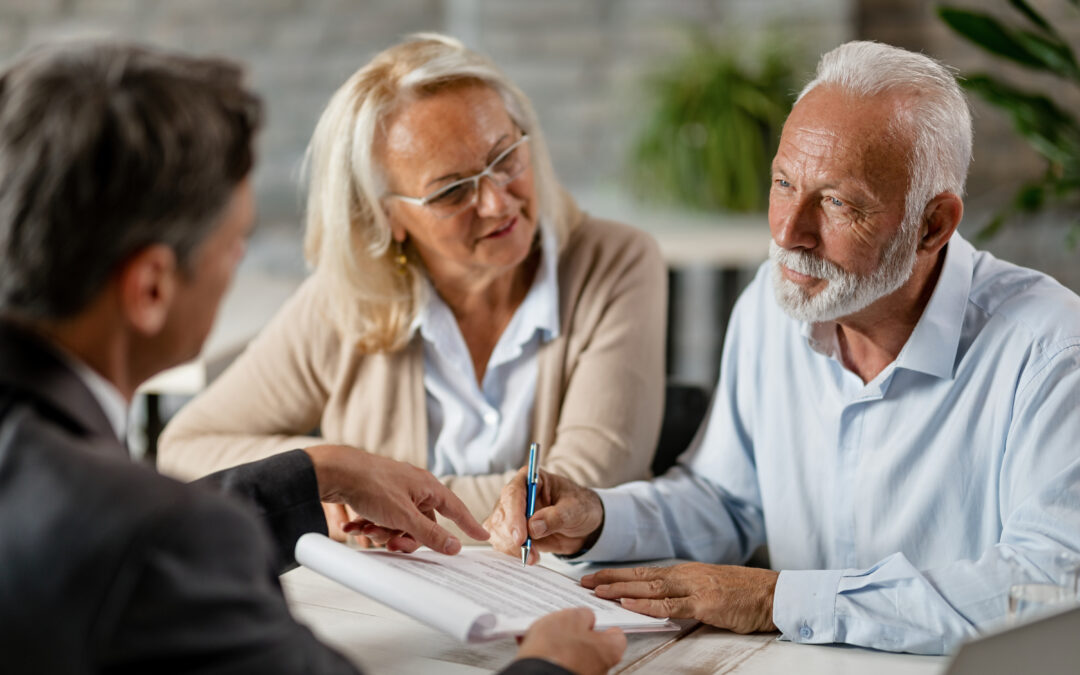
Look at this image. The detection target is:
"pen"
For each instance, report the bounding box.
[521,442,539,567]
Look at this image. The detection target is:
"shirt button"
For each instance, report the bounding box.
[799,626,813,640]
[483,411,499,426]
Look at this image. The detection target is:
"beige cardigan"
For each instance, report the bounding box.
[158,209,667,533]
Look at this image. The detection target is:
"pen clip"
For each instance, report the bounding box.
[527,442,539,484]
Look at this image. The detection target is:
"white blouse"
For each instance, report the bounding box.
[418,225,560,477]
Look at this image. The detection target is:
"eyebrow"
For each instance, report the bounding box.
[423,133,513,189]
[770,162,876,200]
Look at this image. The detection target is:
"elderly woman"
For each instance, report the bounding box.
[158,34,666,540]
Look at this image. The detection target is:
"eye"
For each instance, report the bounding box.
[827,196,844,207]
[428,182,472,206]
[493,147,521,173]
[774,178,791,189]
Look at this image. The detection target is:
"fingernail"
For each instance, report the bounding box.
[595,584,609,594]
[511,527,521,543]
[531,519,546,537]
[444,536,461,554]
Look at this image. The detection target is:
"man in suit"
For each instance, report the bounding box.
[0,42,625,675]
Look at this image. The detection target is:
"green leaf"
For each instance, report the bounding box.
[1007,0,1054,36]
[961,74,1080,166]
[1013,182,1047,212]
[938,7,1050,69]
[1013,29,1080,82]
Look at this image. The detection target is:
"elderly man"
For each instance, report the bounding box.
[486,40,1080,655]
[0,42,624,675]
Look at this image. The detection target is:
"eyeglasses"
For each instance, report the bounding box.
[386,134,530,219]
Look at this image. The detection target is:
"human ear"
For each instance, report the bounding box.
[918,193,963,255]
[117,244,178,336]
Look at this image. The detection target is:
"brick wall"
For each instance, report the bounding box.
[0,0,851,224]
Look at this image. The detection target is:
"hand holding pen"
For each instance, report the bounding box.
[521,442,539,566]
[482,448,605,565]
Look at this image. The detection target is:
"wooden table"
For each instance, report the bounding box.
[281,553,946,675]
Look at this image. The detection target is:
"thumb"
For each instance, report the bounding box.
[600,627,628,662]
[559,607,597,631]
[528,502,581,539]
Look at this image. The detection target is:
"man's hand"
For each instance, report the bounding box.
[322,502,350,542]
[515,608,626,675]
[582,563,779,634]
[485,467,604,564]
[304,444,489,555]
[321,503,376,547]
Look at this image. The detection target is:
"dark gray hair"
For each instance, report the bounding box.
[0,41,262,319]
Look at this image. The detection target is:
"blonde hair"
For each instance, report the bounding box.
[302,33,570,352]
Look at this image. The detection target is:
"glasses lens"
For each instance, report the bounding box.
[489,142,527,186]
[423,135,529,219]
[427,180,477,218]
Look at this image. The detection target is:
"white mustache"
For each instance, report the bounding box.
[769,241,848,282]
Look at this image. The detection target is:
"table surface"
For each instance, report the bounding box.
[281,552,947,675]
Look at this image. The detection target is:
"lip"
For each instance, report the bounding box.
[482,216,518,239]
[781,265,820,285]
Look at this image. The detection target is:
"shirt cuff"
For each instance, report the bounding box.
[566,488,641,563]
[773,568,843,644]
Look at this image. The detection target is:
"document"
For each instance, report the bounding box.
[295,533,678,643]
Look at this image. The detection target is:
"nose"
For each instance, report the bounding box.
[474,174,514,218]
[769,195,819,251]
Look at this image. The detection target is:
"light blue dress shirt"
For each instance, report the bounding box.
[582,234,1080,654]
[420,225,560,477]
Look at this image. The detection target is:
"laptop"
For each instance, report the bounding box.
[945,605,1080,674]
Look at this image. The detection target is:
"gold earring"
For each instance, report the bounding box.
[395,240,408,275]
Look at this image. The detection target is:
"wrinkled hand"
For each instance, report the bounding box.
[515,608,626,675]
[485,467,604,564]
[582,563,778,634]
[305,444,489,555]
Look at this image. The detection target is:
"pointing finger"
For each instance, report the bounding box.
[428,479,490,542]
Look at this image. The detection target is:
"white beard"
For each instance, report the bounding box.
[769,217,920,323]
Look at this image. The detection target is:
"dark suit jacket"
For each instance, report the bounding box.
[0,321,568,675]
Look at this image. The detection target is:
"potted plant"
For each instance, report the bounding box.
[626,32,797,213]
[938,0,1080,244]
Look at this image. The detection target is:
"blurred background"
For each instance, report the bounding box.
[1,1,1077,451]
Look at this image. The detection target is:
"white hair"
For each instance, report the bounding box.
[798,40,973,232]
[302,33,569,352]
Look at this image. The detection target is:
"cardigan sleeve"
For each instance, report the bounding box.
[157,276,337,481]
[439,220,667,523]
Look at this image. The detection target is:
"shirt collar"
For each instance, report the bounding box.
[801,233,973,380]
[891,233,973,379]
[418,222,561,351]
[53,347,129,443]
